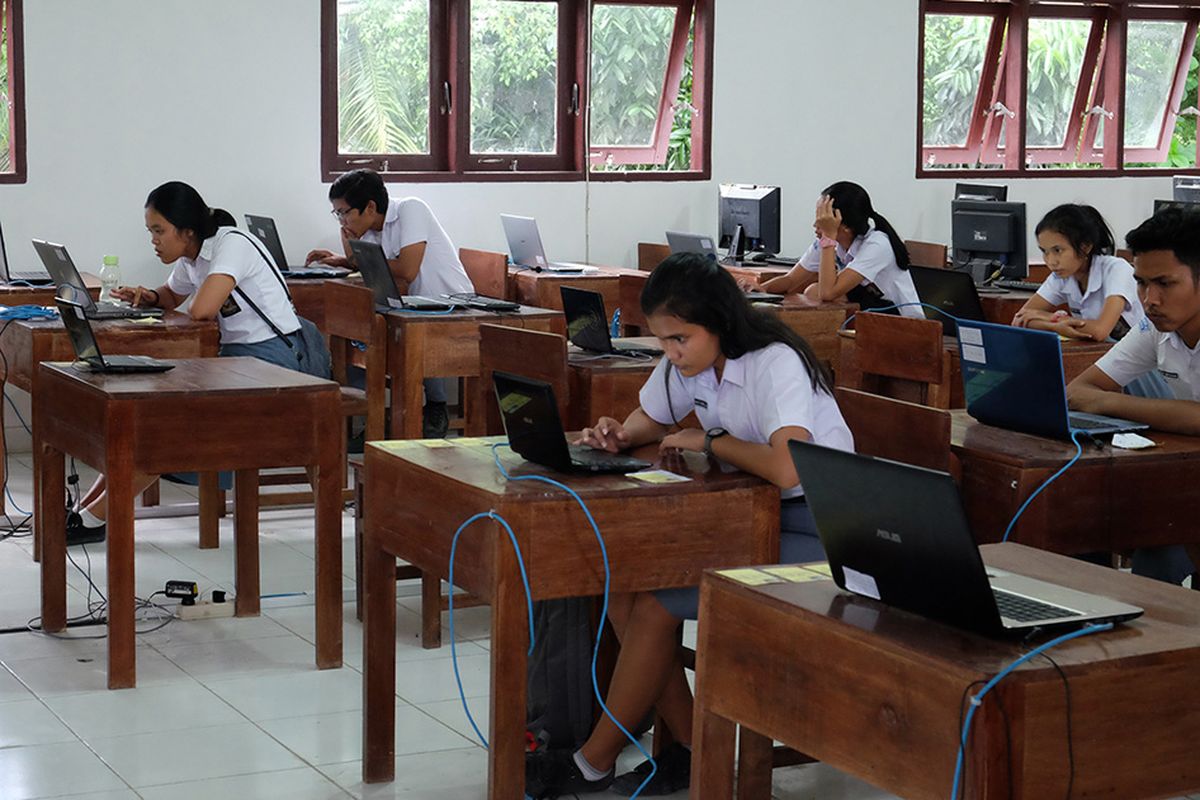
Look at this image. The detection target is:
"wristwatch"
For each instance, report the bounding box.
[818,235,838,250]
[703,427,728,457]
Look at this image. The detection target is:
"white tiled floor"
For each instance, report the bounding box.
[0,455,1195,800]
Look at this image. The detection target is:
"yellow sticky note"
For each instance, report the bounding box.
[763,566,831,583]
[373,440,423,452]
[626,469,691,484]
[128,316,164,325]
[717,568,784,586]
[801,562,833,577]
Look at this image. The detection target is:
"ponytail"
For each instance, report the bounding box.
[1035,203,1115,263]
[822,181,910,270]
[868,210,910,271]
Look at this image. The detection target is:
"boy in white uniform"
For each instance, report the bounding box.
[1067,206,1200,586]
[308,169,473,437]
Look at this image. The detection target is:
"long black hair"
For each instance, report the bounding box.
[1035,204,1115,264]
[822,181,910,270]
[641,252,833,394]
[145,181,236,241]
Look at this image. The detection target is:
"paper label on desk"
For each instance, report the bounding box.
[802,562,833,577]
[128,316,164,325]
[717,568,784,586]
[420,439,456,448]
[1111,432,1157,450]
[842,566,881,600]
[626,469,691,484]
[959,327,983,346]
[961,344,987,364]
[762,566,831,583]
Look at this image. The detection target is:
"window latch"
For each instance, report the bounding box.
[988,101,1016,119]
[1085,105,1113,121]
[442,81,453,115]
[1177,106,1200,118]
[570,83,580,116]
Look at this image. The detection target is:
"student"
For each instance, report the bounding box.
[524,252,854,798]
[1012,204,1142,341]
[1067,206,1200,587]
[66,181,332,545]
[759,181,922,318]
[306,168,473,438]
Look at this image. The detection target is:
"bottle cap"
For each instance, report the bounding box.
[103,255,119,266]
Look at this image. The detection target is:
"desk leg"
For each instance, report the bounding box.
[37,441,66,633]
[233,470,261,618]
[388,323,425,440]
[141,480,160,508]
[198,472,221,549]
[735,728,774,800]
[314,435,343,669]
[107,461,136,689]
[488,531,529,800]
[362,534,397,783]
[690,708,737,799]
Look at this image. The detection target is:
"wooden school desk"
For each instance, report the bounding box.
[287,277,333,332]
[361,438,780,797]
[691,543,1200,800]
[0,278,100,307]
[34,358,343,689]
[508,264,642,313]
[951,411,1200,553]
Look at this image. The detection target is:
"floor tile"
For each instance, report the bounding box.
[155,630,325,680]
[44,682,244,740]
[0,698,77,748]
[0,665,34,702]
[4,648,192,697]
[136,767,352,800]
[0,741,127,799]
[324,747,487,798]
[392,652,491,704]
[205,668,364,722]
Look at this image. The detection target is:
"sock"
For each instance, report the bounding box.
[573,750,611,782]
[79,508,104,528]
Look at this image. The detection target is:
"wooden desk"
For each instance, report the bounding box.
[287,278,332,332]
[979,289,1042,324]
[692,543,1200,800]
[34,358,343,689]
[362,438,780,797]
[508,264,641,313]
[952,411,1200,553]
[566,343,660,429]
[0,279,100,306]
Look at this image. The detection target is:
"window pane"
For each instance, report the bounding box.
[470,0,558,155]
[1025,18,1092,149]
[1127,29,1200,169]
[1,2,9,173]
[922,14,994,148]
[590,4,675,148]
[1125,21,1186,150]
[336,0,430,156]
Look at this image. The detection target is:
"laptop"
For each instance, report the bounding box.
[955,319,1147,439]
[0,221,53,285]
[244,215,350,279]
[559,286,661,356]
[788,440,1143,636]
[32,240,163,319]
[665,231,783,303]
[346,239,452,311]
[55,297,174,374]
[493,371,652,474]
[500,214,596,273]
[908,265,985,336]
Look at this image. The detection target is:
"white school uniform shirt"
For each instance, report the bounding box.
[358,196,473,298]
[1094,317,1200,401]
[799,229,923,318]
[1034,254,1143,331]
[166,227,299,346]
[638,342,854,499]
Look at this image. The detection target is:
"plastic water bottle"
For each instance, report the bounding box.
[99,255,120,304]
[610,307,621,338]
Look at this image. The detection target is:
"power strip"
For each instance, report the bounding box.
[176,599,235,621]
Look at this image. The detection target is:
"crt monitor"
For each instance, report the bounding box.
[1173,176,1200,204]
[1154,198,1200,214]
[718,184,781,256]
[954,182,1008,202]
[950,199,1027,280]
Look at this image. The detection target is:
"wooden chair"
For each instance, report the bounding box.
[835,387,959,479]
[904,239,948,269]
[839,312,952,408]
[637,242,671,272]
[459,247,509,299]
[479,323,569,435]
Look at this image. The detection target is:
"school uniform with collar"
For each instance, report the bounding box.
[798,229,923,318]
[639,341,854,618]
[357,196,474,298]
[1035,254,1143,336]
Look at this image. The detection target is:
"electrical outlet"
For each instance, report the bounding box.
[176,599,235,621]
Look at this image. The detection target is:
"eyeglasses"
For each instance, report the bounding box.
[330,207,356,221]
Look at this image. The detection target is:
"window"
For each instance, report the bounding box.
[1,0,24,183]
[321,0,711,181]
[919,1,1200,177]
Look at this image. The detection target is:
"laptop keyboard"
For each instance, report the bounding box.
[993,279,1042,292]
[993,589,1081,623]
[1067,414,1117,432]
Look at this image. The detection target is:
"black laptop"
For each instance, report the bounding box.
[954,319,1147,439]
[244,215,350,279]
[493,371,651,474]
[347,239,452,311]
[0,220,53,285]
[789,440,1143,636]
[908,265,985,336]
[559,286,661,356]
[56,297,173,374]
[32,240,163,320]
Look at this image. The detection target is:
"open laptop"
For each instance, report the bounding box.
[55,297,173,374]
[0,221,53,285]
[665,230,783,303]
[32,240,163,320]
[244,215,350,279]
[559,286,661,357]
[955,319,1147,439]
[908,265,985,336]
[493,371,651,474]
[500,214,596,273]
[789,440,1143,636]
[346,239,452,311]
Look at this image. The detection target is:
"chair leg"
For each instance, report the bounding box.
[421,572,442,649]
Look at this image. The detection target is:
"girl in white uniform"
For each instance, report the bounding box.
[761,181,922,318]
[524,252,853,799]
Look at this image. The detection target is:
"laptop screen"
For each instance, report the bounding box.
[32,241,95,310]
[559,286,613,353]
[348,239,401,306]
[56,298,104,367]
[665,231,718,260]
[0,220,10,283]
[492,371,572,471]
[244,215,289,270]
[908,265,985,336]
[500,214,549,269]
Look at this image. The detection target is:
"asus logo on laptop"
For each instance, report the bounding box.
[875,529,902,544]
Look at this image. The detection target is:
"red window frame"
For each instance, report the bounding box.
[1,0,26,184]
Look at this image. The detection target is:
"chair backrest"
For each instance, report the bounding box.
[904,240,948,269]
[853,312,951,407]
[775,306,849,367]
[323,279,387,439]
[478,323,569,435]
[619,272,650,334]
[637,242,671,272]
[835,387,957,476]
[459,247,509,299]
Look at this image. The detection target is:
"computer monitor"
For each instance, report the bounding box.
[1173,176,1200,204]
[1154,198,1200,215]
[718,184,781,256]
[950,199,1027,280]
[954,182,1008,202]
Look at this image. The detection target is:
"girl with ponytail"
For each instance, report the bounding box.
[761,181,923,317]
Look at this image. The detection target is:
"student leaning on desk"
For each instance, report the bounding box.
[523,252,854,799]
[66,181,333,546]
[758,181,922,317]
[1067,206,1200,587]
[305,168,473,438]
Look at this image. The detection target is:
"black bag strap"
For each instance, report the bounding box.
[227,230,294,302]
[222,230,300,348]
